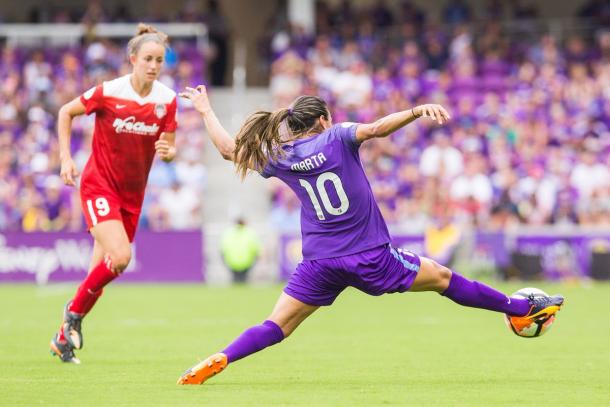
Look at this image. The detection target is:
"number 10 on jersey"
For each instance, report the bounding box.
[299,171,349,220]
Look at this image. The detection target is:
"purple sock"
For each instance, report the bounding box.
[442,272,530,316]
[222,320,285,363]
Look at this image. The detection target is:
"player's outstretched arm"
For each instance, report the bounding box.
[355,104,450,143]
[57,97,86,186]
[180,85,236,162]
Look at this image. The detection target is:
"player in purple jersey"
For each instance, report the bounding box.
[176,86,564,385]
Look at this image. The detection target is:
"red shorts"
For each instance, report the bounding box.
[80,187,141,242]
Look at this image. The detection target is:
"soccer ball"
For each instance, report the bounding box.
[504,287,556,338]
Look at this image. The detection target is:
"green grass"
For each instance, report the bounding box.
[1,282,609,407]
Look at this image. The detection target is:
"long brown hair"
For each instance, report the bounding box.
[234,95,329,178]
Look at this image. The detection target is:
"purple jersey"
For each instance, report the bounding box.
[261,123,390,260]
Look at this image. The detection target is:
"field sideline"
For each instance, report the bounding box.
[1,282,608,406]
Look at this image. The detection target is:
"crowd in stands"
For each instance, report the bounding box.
[3,0,610,234]
[0,40,207,232]
[267,1,610,232]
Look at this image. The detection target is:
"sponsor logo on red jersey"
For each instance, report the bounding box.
[112,116,160,135]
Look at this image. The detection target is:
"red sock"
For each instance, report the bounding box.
[56,289,102,343]
[82,288,104,315]
[69,257,118,315]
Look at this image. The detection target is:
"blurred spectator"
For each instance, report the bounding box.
[450,155,493,223]
[23,50,53,104]
[43,175,71,230]
[158,181,201,229]
[270,186,301,233]
[81,0,108,25]
[443,0,472,25]
[220,217,261,283]
[332,60,372,108]
[570,149,610,201]
[419,131,463,179]
[176,148,207,191]
[424,203,461,266]
[270,51,305,107]
[202,0,230,86]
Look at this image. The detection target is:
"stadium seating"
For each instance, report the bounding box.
[266,6,610,231]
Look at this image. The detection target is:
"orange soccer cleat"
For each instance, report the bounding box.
[521,293,564,321]
[508,293,564,334]
[177,353,228,385]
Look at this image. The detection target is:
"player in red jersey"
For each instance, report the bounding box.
[49,24,178,363]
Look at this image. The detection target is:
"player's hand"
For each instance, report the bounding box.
[179,85,212,116]
[60,157,79,187]
[155,132,175,162]
[413,104,451,125]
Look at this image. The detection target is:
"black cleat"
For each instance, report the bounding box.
[523,294,564,321]
[62,301,84,350]
[50,335,81,364]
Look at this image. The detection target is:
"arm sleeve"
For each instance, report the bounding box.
[80,84,104,115]
[333,122,360,152]
[162,97,178,132]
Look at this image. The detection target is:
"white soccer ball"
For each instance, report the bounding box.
[504,287,556,338]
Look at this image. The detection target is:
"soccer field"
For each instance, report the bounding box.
[1,282,609,407]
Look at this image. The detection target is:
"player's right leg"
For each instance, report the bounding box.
[178,293,319,385]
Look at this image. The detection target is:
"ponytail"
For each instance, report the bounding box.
[233,95,329,178]
[234,108,290,179]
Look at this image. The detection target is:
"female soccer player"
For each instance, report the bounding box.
[177,86,564,384]
[50,24,178,363]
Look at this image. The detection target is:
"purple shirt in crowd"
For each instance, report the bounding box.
[261,123,391,260]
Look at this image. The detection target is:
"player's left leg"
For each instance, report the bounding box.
[58,241,105,344]
[53,220,131,356]
[50,240,105,363]
[178,258,344,384]
[178,293,319,385]
[411,256,563,318]
[66,240,105,319]
[225,292,318,361]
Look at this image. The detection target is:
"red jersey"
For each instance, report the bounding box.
[79,75,177,210]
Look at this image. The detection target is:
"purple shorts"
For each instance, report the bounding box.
[284,244,421,306]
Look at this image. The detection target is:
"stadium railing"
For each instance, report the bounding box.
[0,23,207,47]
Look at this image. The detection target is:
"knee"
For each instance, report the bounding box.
[107,248,131,272]
[430,260,452,292]
[268,312,307,339]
